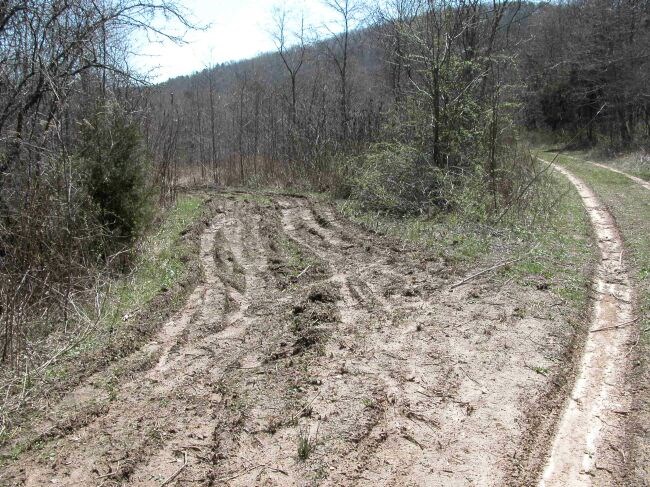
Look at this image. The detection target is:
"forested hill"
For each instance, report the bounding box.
[146,0,649,188]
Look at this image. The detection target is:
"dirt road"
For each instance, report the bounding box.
[0,191,636,486]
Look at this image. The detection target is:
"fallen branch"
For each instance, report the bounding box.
[296,265,311,278]
[449,258,520,291]
[589,317,640,333]
[160,451,187,487]
[449,242,541,291]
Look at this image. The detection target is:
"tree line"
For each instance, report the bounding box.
[521,0,649,148]
[1,0,648,366]
[0,0,192,365]
[151,0,648,190]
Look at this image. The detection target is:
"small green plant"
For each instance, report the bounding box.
[361,397,376,409]
[513,307,526,319]
[297,426,315,461]
[532,365,549,376]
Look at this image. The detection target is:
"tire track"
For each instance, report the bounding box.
[275,198,493,486]
[562,154,650,191]
[589,161,650,191]
[129,206,272,485]
[4,194,585,487]
[16,214,228,486]
[539,163,636,486]
[12,204,274,486]
[7,214,227,480]
[145,214,226,373]
[278,199,396,314]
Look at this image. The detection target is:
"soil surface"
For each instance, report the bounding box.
[538,164,636,486]
[0,193,631,486]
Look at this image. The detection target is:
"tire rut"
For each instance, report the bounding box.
[272,198,547,486]
[3,194,586,487]
[563,154,650,191]
[538,163,636,486]
[128,206,271,485]
[10,203,273,486]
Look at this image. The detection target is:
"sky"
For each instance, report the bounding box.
[132,0,342,83]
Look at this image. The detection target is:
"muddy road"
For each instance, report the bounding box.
[0,190,638,486]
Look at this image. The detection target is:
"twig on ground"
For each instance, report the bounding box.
[296,265,311,278]
[449,243,540,291]
[290,391,322,422]
[458,365,486,393]
[449,258,521,291]
[160,451,187,487]
[590,317,640,333]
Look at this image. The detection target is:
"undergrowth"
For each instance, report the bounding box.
[105,195,205,326]
[337,154,595,307]
[0,194,207,449]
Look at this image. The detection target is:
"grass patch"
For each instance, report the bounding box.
[337,173,594,309]
[337,199,492,265]
[577,150,650,182]
[0,195,207,456]
[106,195,206,323]
[297,426,316,461]
[277,235,319,277]
[551,152,650,341]
[503,169,595,306]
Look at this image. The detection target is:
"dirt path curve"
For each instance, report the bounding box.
[539,162,636,486]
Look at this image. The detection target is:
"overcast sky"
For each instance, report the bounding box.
[132,0,344,83]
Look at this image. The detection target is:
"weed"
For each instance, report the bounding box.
[265,416,282,434]
[361,397,376,409]
[277,236,316,277]
[532,365,549,376]
[513,307,526,319]
[297,426,316,461]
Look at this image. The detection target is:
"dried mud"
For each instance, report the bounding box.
[0,195,591,486]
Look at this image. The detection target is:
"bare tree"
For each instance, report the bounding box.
[0,0,196,365]
[321,0,365,137]
[271,7,307,127]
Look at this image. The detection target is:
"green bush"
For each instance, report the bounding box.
[78,106,153,251]
[343,142,443,215]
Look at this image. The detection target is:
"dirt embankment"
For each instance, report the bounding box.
[0,195,583,486]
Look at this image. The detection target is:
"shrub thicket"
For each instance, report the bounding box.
[79,107,153,252]
[0,105,153,365]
